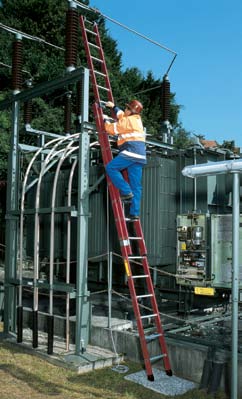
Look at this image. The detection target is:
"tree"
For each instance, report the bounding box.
[0,0,185,180]
[173,126,193,149]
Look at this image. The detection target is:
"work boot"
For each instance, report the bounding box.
[129,215,140,221]
[120,193,134,201]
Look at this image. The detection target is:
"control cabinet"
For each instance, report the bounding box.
[176,213,242,289]
[177,213,209,286]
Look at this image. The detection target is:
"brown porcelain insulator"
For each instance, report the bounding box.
[76,80,82,117]
[24,100,33,125]
[161,75,170,121]
[64,92,72,134]
[65,8,78,68]
[12,39,23,91]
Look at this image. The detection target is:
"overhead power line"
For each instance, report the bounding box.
[73,0,177,73]
[73,0,177,55]
[0,23,64,51]
[0,61,32,77]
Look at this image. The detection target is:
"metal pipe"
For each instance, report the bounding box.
[66,157,78,350]
[49,144,78,314]
[193,148,197,211]
[19,136,64,335]
[107,185,112,329]
[231,172,239,399]
[182,158,242,178]
[48,144,78,354]
[32,133,79,347]
[108,251,113,329]
[33,146,66,347]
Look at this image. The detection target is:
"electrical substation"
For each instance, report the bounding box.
[0,1,242,397]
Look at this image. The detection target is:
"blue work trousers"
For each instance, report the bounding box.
[106,155,144,216]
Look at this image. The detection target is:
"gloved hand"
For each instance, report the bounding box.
[103,114,113,124]
[105,101,115,108]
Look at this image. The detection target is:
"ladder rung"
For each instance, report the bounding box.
[136,294,153,299]
[85,28,97,35]
[150,354,166,362]
[128,236,142,240]
[145,333,162,342]
[84,19,95,26]
[97,85,110,92]
[128,256,143,259]
[91,56,104,63]
[140,313,157,319]
[94,70,106,77]
[88,41,100,49]
[132,275,148,279]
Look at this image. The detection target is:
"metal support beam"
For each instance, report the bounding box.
[232,172,239,399]
[4,100,20,333]
[0,67,85,110]
[75,68,90,354]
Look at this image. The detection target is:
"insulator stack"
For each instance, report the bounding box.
[24,100,33,126]
[12,39,23,92]
[65,8,78,70]
[76,80,82,121]
[64,92,72,134]
[161,75,170,121]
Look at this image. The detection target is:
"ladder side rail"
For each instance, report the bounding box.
[82,19,130,183]
[93,104,113,164]
[93,23,114,104]
[133,220,172,371]
[141,257,172,370]
[133,220,147,255]
[79,17,101,102]
[94,104,131,250]
[79,15,172,378]
[124,259,154,378]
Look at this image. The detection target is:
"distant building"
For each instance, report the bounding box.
[200,140,219,149]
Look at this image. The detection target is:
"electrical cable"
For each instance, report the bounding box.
[74,1,177,55]
[73,0,177,74]
[112,289,184,324]
[0,23,64,51]
[0,61,32,76]
[116,84,163,103]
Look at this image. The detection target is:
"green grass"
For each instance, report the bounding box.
[0,324,229,399]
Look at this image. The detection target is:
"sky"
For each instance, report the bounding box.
[89,0,242,148]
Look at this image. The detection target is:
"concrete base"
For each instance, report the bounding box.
[5,328,122,374]
[90,317,241,397]
[7,310,242,397]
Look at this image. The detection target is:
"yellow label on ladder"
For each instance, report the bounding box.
[124,259,131,277]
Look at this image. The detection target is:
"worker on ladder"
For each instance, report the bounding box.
[103,100,146,220]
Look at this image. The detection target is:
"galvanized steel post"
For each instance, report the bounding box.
[232,172,239,399]
[4,99,20,333]
[75,68,90,354]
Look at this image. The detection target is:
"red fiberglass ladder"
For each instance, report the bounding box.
[79,15,172,381]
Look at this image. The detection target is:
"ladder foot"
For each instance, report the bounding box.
[147,374,154,381]
[166,369,173,377]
